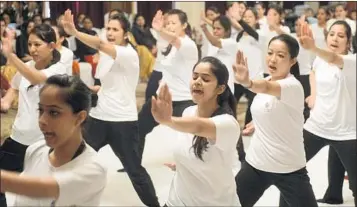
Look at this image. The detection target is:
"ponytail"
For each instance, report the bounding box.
[290,61,300,81]
[192,85,237,161]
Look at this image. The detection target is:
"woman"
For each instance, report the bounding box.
[299,21,356,207]
[52,25,74,76]
[326,4,356,35]
[0,74,107,206]
[152,57,240,206]
[260,4,291,77]
[200,6,220,57]
[61,9,160,207]
[255,2,267,28]
[310,6,330,49]
[16,20,35,62]
[138,9,198,164]
[75,16,98,62]
[0,24,66,207]
[234,34,318,207]
[131,14,156,52]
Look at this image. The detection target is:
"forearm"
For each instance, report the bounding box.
[202,27,221,48]
[7,53,47,85]
[157,29,178,45]
[230,19,242,31]
[238,20,259,41]
[311,46,343,68]
[309,71,316,97]
[21,55,33,62]
[2,88,18,105]
[0,170,59,198]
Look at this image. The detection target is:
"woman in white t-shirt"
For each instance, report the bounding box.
[1,74,107,206]
[152,56,240,206]
[52,25,74,76]
[0,24,66,207]
[310,6,330,49]
[255,2,267,28]
[326,4,356,36]
[138,9,197,164]
[260,4,291,77]
[61,10,160,206]
[200,6,220,58]
[234,34,318,207]
[299,21,356,207]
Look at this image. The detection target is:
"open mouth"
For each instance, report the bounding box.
[329,44,338,49]
[43,132,56,139]
[192,88,204,95]
[268,65,277,72]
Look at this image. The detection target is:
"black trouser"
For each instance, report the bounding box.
[0,138,29,207]
[138,98,194,163]
[236,161,318,207]
[299,74,311,122]
[145,70,162,102]
[298,129,357,207]
[83,117,160,207]
[320,147,346,203]
[234,83,256,162]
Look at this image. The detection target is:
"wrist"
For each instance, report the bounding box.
[243,80,253,88]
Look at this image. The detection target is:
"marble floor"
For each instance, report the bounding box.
[6,124,354,206]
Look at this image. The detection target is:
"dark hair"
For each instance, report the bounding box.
[77,13,86,21]
[82,16,92,23]
[108,14,136,51]
[238,1,248,10]
[212,15,231,38]
[40,74,97,114]
[255,2,266,10]
[352,35,356,54]
[206,6,220,14]
[43,18,52,24]
[191,56,237,161]
[335,3,347,11]
[318,6,330,19]
[269,34,300,80]
[267,4,284,26]
[133,14,145,26]
[109,9,123,17]
[32,14,42,21]
[162,9,191,56]
[328,20,352,52]
[53,25,69,47]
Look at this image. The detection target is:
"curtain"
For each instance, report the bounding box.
[137,2,172,27]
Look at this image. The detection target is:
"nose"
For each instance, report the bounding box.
[28,44,36,54]
[269,54,277,63]
[38,112,48,128]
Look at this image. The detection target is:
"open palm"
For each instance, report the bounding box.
[152,10,164,32]
[151,83,173,125]
[62,9,77,36]
[299,23,315,50]
[233,50,250,86]
[1,28,15,57]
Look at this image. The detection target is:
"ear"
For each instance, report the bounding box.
[182,22,187,30]
[75,111,87,127]
[290,58,297,67]
[217,84,226,95]
[49,42,56,49]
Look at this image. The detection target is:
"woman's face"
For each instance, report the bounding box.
[190,62,224,105]
[255,4,265,18]
[317,8,328,24]
[28,34,54,63]
[266,39,296,80]
[136,16,145,27]
[326,24,349,54]
[166,14,186,36]
[77,14,86,25]
[33,16,42,25]
[238,3,247,16]
[335,5,347,19]
[83,18,93,30]
[106,19,125,45]
[206,9,219,21]
[243,10,258,28]
[38,85,87,149]
[267,8,281,26]
[212,20,227,39]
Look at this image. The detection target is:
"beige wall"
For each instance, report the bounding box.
[174,2,205,30]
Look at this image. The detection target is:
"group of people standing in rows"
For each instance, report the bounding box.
[0,2,356,207]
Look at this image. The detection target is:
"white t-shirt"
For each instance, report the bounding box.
[291,33,315,75]
[90,44,139,121]
[304,54,356,141]
[246,74,306,173]
[58,46,74,76]
[152,31,170,72]
[258,16,268,28]
[326,18,356,36]
[259,25,291,73]
[230,26,239,40]
[237,34,264,80]
[167,105,240,206]
[214,38,238,93]
[159,35,198,101]
[10,61,66,146]
[310,23,328,49]
[13,140,107,206]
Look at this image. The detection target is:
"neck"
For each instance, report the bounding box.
[197,99,219,118]
[318,22,326,27]
[271,73,289,81]
[56,44,62,50]
[35,55,53,70]
[51,131,83,167]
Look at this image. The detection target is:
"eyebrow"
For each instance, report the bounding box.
[38,104,63,109]
[193,72,212,77]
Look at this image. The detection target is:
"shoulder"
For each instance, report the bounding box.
[182,105,197,117]
[25,140,49,161]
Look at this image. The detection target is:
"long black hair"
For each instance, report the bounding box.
[191,56,237,161]
[162,9,191,56]
[269,34,300,80]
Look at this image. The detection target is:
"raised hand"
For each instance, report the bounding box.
[1,28,15,57]
[299,23,315,50]
[62,9,77,36]
[0,98,11,113]
[200,10,206,21]
[151,83,173,125]
[200,20,207,30]
[152,10,164,32]
[233,50,251,87]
